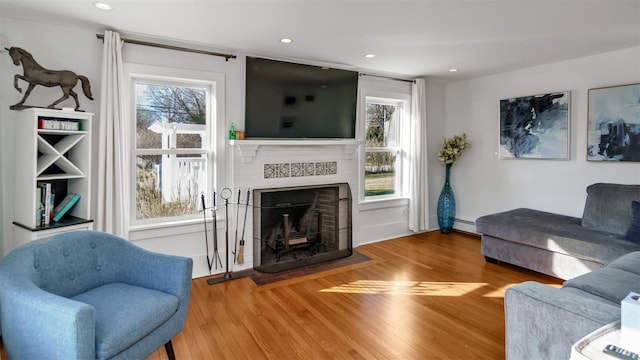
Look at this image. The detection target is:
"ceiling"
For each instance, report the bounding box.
[2,0,639,80]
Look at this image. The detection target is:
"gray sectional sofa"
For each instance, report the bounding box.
[476,183,640,359]
[476,183,640,280]
[504,250,640,360]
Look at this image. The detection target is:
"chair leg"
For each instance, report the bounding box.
[165,340,176,360]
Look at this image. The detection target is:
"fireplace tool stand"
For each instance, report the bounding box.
[207,187,248,285]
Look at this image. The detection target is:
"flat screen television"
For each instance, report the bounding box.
[245,57,358,139]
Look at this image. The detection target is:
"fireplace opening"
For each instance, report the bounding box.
[253,183,352,273]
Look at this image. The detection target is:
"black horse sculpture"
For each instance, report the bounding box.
[6,47,93,111]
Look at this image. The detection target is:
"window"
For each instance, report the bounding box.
[127,65,223,226]
[364,97,406,198]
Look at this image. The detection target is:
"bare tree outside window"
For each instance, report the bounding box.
[365,102,398,196]
[135,83,209,220]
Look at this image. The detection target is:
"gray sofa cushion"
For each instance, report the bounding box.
[581,183,640,235]
[505,281,620,360]
[476,208,640,264]
[562,287,619,307]
[563,267,640,304]
[608,251,640,275]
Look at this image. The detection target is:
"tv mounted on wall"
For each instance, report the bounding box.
[245,57,358,139]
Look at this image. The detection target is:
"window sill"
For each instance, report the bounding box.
[128,216,224,241]
[359,196,409,211]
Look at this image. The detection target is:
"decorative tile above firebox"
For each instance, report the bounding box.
[291,162,315,177]
[264,161,337,178]
[264,163,290,178]
[315,161,338,175]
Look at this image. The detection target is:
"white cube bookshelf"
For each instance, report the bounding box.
[11,108,93,251]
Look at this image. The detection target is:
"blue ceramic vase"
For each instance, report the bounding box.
[437,164,456,233]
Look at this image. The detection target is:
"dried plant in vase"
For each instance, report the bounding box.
[436,133,470,233]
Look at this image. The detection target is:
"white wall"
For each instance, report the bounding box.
[443,47,640,232]
[1,17,102,255]
[0,16,418,276]
[0,16,243,265]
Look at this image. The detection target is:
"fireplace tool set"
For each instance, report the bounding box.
[201,187,251,285]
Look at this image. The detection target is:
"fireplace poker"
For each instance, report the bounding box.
[200,194,213,274]
[236,188,251,264]
[211,191,222,269]
[233,189,241,264]
[220,187,233,279]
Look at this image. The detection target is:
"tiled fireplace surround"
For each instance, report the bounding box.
[230,140,360,272]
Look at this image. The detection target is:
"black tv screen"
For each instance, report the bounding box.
[245,57,358,139]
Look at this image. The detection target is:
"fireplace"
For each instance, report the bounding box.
[253,183,352,273]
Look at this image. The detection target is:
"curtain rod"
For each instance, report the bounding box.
[359,73,416,84]
[96,34,237,61]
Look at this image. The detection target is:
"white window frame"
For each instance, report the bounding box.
[125,64,225,229]
[361,91,411,202]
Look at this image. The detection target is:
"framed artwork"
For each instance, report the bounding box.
[499,91,570,159]
[587,83,640,162]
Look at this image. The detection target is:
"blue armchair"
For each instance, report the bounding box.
[0,230,193,359]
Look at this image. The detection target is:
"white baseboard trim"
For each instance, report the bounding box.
[454,218,478,235]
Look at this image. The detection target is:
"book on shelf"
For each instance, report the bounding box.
[35,187,44,227]
[49,192,55,223]
[38,117,80,131]
[52,193,81,222]
[36,182,53,225]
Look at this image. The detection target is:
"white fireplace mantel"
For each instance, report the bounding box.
[231,139,362,163]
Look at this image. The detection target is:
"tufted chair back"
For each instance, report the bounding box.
[4,231,129,298]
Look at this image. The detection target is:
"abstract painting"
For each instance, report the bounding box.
[587,83,640,162]
[499,91,570,159]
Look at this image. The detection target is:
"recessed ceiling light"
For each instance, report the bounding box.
[93,2,112,10]
[449,68,459,72]
[280,38,293,44]
[364,54,376,59]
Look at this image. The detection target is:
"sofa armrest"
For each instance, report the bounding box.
[0,280,96,359]
[505,281,619,360]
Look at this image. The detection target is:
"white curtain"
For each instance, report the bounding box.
[96,30,128,236]
[408,78,429,232]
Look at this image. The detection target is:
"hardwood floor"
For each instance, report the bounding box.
[146,231,562,359]
[0,231,561,359]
